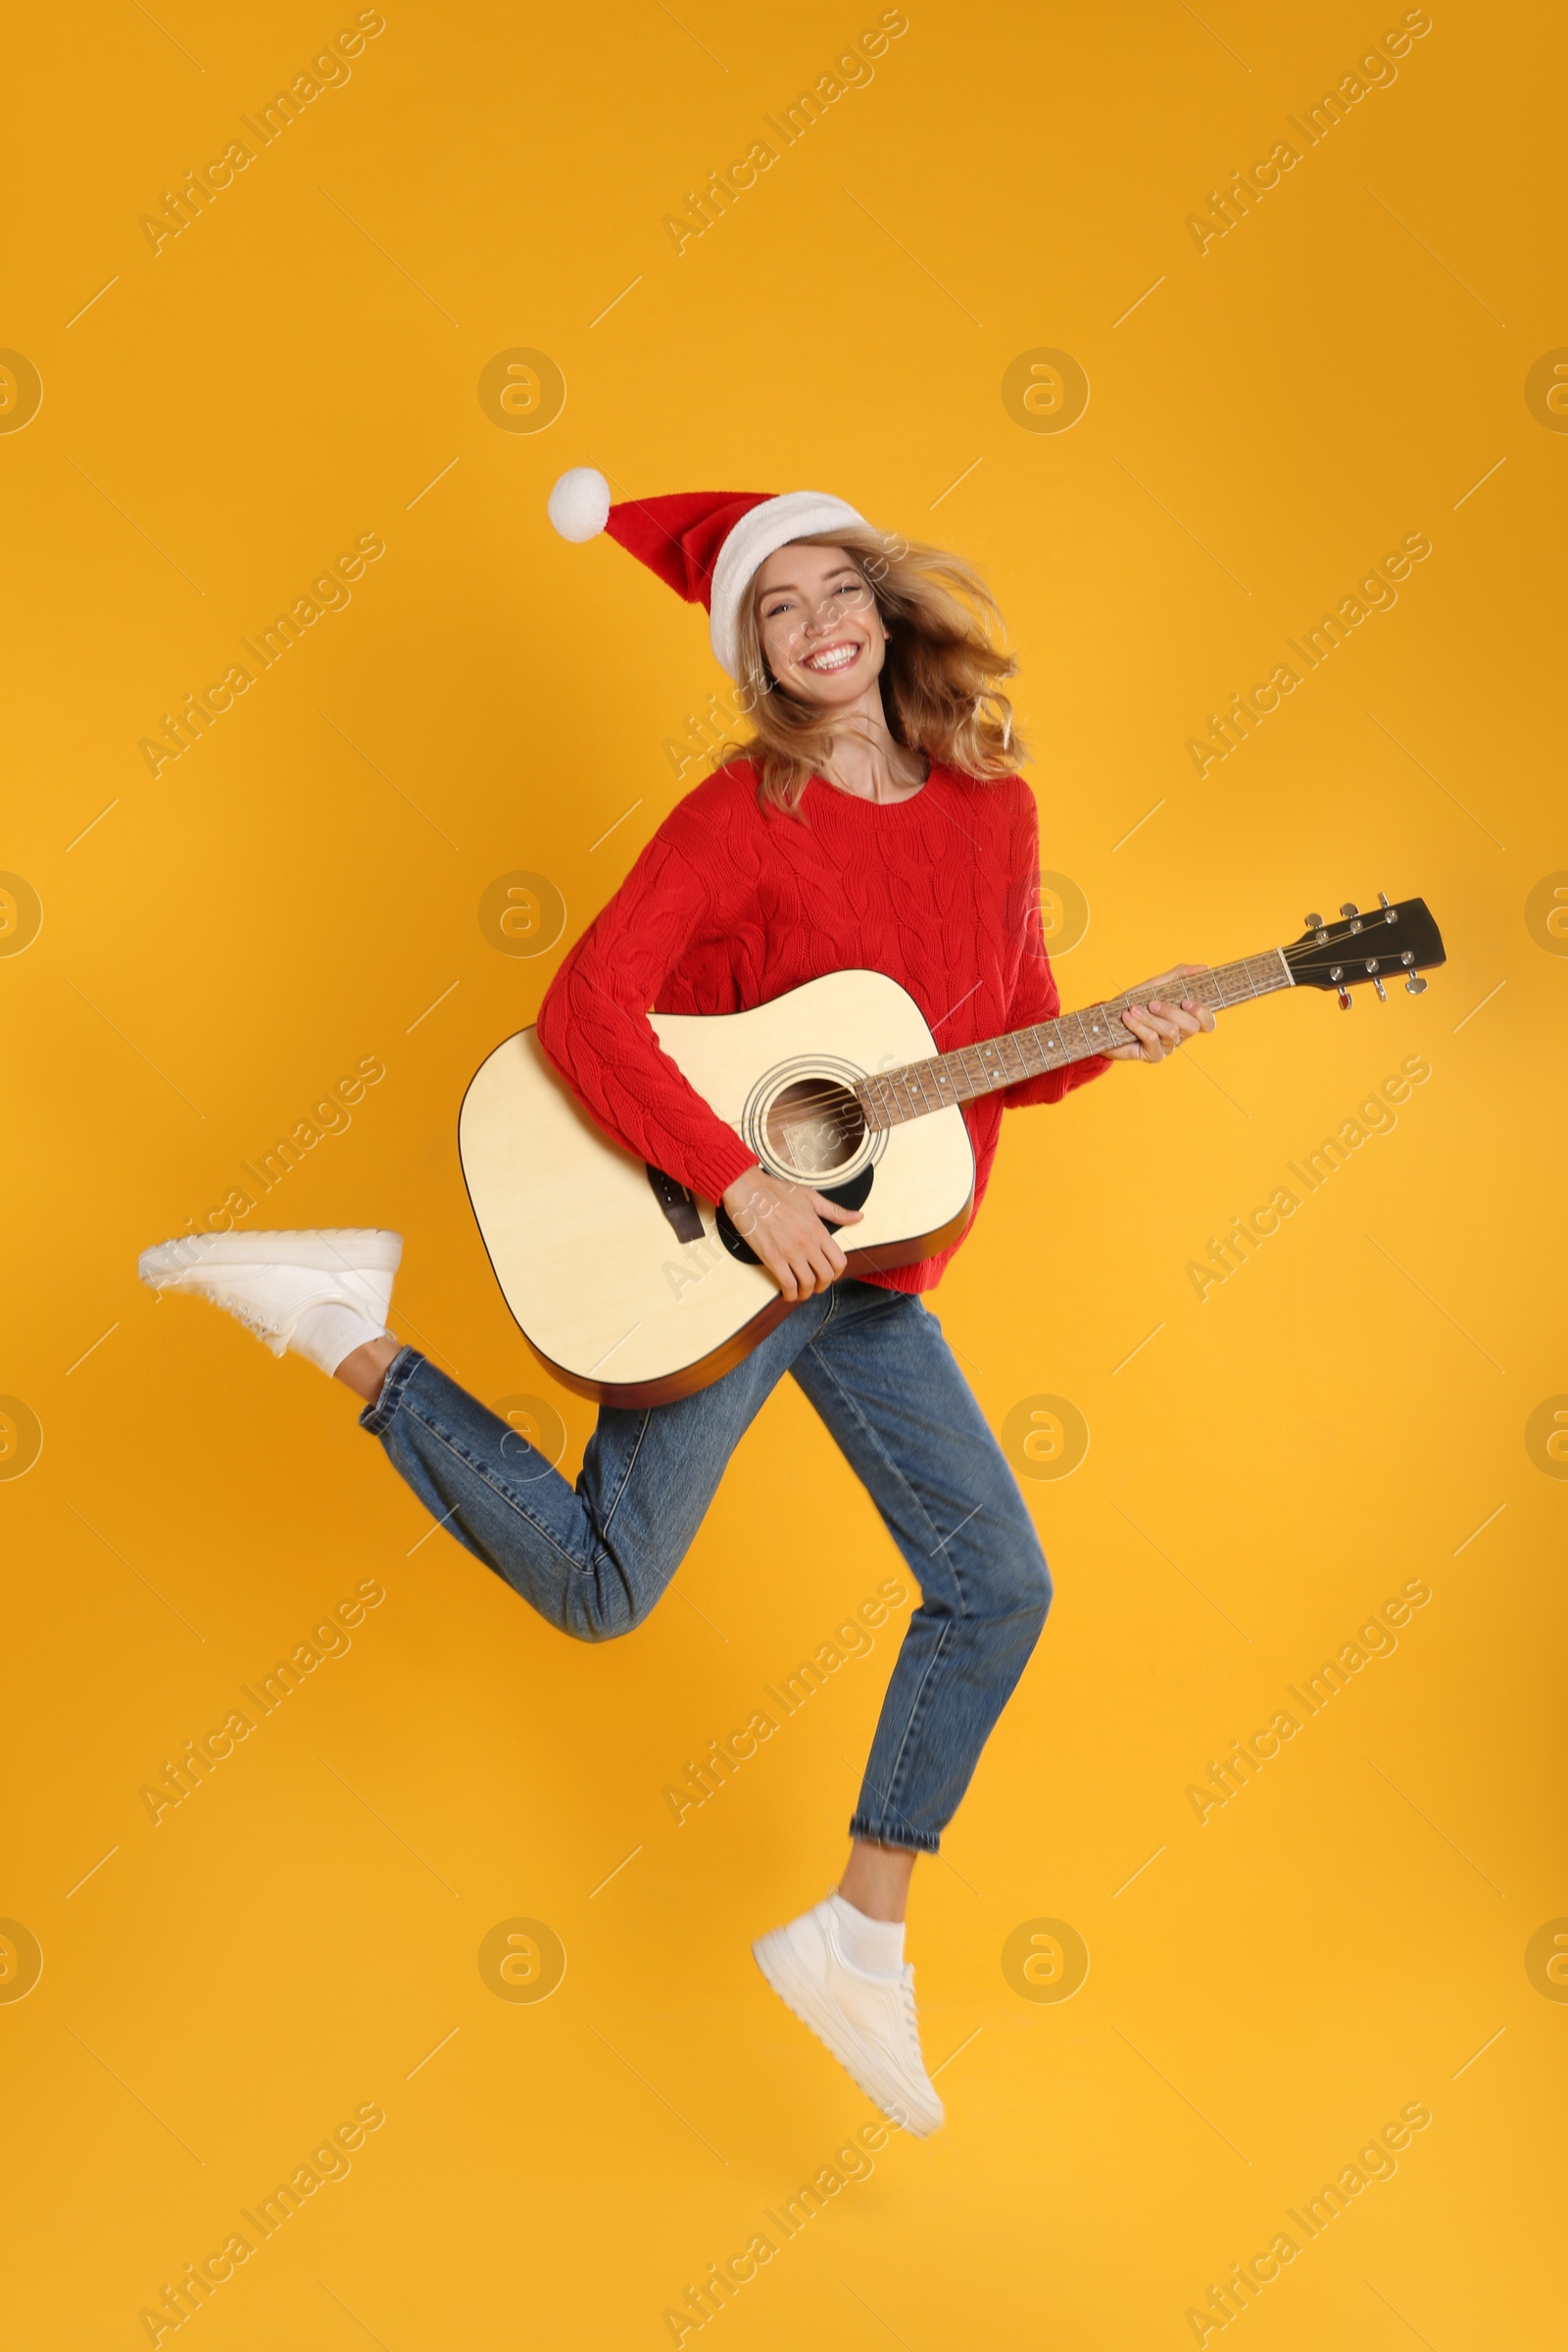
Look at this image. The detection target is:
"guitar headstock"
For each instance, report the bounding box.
[1284,895,1446,1006]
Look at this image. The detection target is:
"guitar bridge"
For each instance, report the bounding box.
[645,1163,704,1244]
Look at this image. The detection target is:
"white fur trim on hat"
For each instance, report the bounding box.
[547,467,612,542]
[709,490,869,678]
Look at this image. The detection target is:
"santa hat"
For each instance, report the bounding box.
[547,467,869,680]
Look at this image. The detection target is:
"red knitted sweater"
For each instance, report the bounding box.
[535,760,1114,1292]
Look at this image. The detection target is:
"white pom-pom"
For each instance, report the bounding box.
[547,467,611,542]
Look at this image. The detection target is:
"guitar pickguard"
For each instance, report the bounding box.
[715,1162,876,1265]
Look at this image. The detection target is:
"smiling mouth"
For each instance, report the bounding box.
[801,641,861,674]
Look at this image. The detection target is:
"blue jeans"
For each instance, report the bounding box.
[360,1280,1051,1853]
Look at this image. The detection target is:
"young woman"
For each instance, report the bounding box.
[139,473,1213,2137]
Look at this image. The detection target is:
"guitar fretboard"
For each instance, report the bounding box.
[856,951,1292,1130]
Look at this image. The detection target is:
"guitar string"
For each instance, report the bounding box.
[760,965,1311,1166]
[733,939,1410,1172]
[747,944,1395,1140]
[771,972,1275,1126]
[766,1003,1238,1150]
[769,1029,1168,1160]
[770,1022,1385,1165]
[763,979,1251,1129]
[756,945,1417,1163]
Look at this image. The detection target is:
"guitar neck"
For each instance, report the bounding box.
[857,949,1293,1129]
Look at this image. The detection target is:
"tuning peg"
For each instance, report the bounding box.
[1340,902,1358,916]
[1373,976,1387,1001]
[1303,910,1322,929]
[1337,986,1352,1009]
[1378,892,1392,908]
[1404,974,1427,996]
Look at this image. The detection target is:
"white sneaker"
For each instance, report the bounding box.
[138,1229,402,1361]
[753,1897,945,2136]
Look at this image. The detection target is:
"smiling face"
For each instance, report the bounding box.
[753,540,890,710]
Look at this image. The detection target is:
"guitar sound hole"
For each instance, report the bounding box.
[763,1078,865,1179]
[715,1078,872,1266]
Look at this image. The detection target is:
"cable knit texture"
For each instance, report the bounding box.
[535,760,1113,1293]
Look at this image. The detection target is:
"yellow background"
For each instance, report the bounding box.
[5,0,1564,2343]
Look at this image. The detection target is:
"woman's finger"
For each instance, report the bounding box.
[769,1246,798,1298]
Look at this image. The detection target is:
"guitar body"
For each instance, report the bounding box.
[459,970,976,1408]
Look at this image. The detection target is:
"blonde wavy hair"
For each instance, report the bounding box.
[719,527,1024,816]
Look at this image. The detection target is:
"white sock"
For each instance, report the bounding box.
[289,1301,391,1377]
[827,1889,906,1977]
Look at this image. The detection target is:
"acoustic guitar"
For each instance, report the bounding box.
[459,895,1446,1408]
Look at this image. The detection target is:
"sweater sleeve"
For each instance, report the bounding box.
[1001,782,1116,1110]
[534,827,760,1204]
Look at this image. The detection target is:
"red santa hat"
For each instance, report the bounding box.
[547,467,869,680]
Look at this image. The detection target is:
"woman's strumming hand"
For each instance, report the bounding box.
[721,1167,863,1300]
[1109,963,1217,1063]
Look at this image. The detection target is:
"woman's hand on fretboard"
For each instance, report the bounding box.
[1106,963,1217,1064]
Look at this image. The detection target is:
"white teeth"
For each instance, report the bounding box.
[805,644,858,671]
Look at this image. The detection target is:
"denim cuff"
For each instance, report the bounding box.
[358,1344,424,1438]
[847,1812,940,1857]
